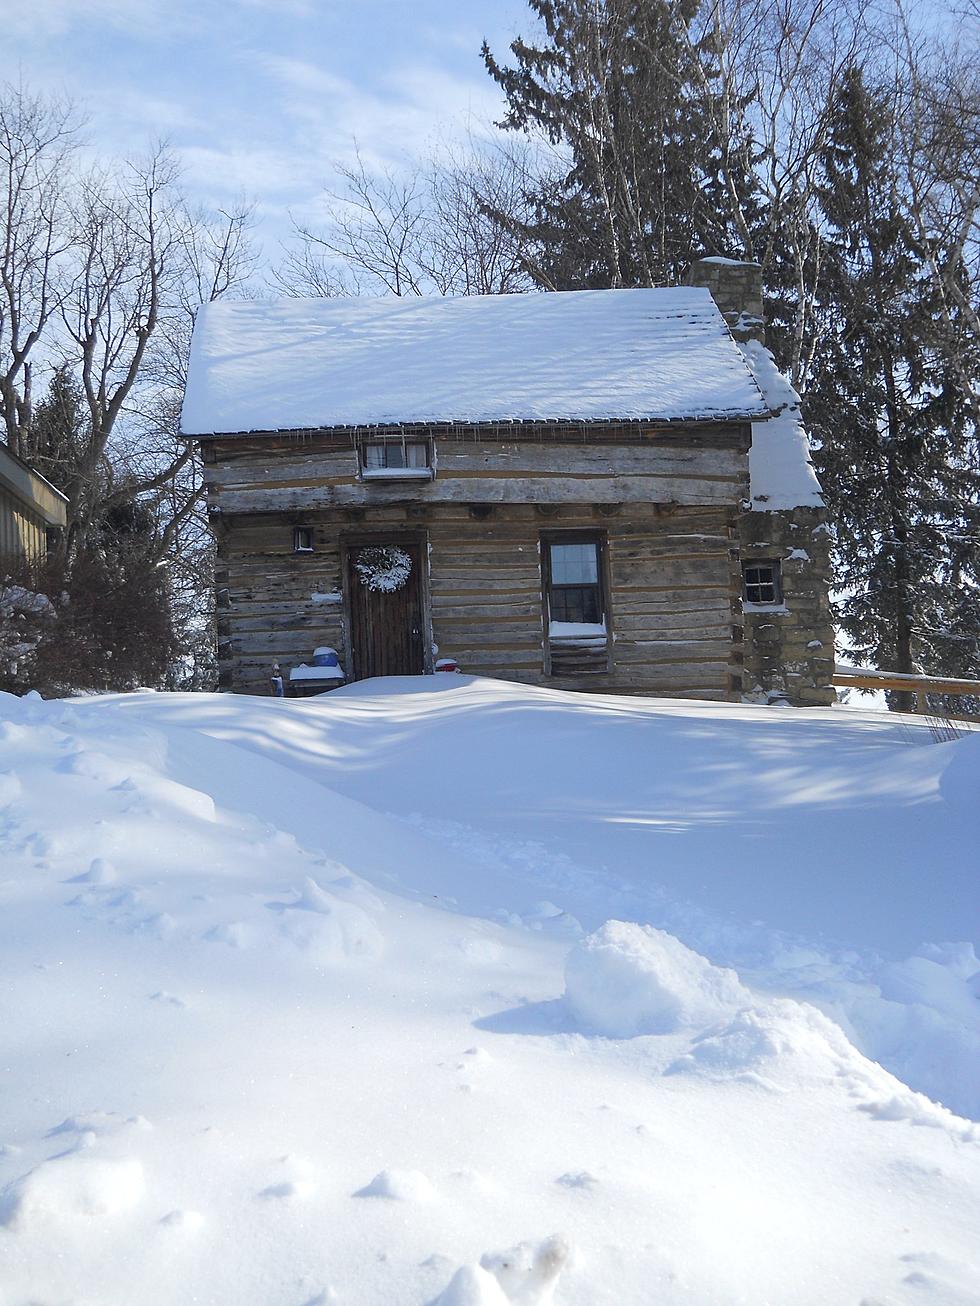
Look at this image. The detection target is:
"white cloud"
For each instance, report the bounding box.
[250,53,351,101]
[1,1,522,267]
[177,143,310,200]
[0,0,181,39]
[247,49,506,173]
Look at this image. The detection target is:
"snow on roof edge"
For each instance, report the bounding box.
[738,339,825,511]
[184,408,774,440]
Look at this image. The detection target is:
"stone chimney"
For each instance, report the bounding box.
[685,257,764,343]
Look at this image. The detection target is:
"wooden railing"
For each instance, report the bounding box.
[833,667,980,720]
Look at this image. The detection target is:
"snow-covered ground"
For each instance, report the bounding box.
[1,677,978,1305]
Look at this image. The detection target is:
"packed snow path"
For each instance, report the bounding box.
[1,678,978,1305]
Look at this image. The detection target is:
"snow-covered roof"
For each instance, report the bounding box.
[738,339,824,510]
[180,287,770,436]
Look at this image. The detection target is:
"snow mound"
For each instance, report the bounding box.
[279,880,384,963]
[295,869,386,917]
[0,1154,144,1228]
[436,1235,571,1306]
[668,1000,980,1140]
[564,921,750,1036]
[354,1167,435,1202]
[481,1234,571,1304]
[69,856,118,885]
[434,1265,511,1306]
[667,999,857,1081]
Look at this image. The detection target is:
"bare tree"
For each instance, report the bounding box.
[423,139,538,295]
[277,146,429,297]
[275,139,537,299]
[0,83,81,458]
[0,81,257,688]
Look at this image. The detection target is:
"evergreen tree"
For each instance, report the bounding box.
[23,365,89,501]
[807,67,980,706]
[481,0,763,289]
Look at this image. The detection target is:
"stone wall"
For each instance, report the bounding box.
[688,255,837,707]
[738,507,836,705]
[686,258,765,342]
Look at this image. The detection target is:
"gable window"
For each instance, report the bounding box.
[359,436,433,480]
[743,560,782,606]
[293,526,314,553]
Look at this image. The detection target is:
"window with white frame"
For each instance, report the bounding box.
[359,436,433,479]
[293,526,314,553]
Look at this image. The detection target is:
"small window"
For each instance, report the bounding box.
[544,538,605,627]
[293,526,314,553]
[360,437,433,479]
[743,560,782,606]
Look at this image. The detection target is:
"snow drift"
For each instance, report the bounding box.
[0,678,978,1306]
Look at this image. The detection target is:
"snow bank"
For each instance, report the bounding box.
[564,920,750,1036]
[1,681,979,1306]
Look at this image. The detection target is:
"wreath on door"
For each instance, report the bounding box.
[354,545,413,593]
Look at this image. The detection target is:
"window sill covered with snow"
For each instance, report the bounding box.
[548,620,608,641]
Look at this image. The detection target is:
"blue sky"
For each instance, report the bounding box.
[3,0,533,256]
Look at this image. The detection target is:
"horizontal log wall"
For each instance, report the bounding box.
[204,430,749,512]
[216,501,742,699]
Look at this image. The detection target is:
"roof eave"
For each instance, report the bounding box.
[0,444,69,527]
[181,410,773,441]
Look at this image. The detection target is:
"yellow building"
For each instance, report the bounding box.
[0,443,68,560]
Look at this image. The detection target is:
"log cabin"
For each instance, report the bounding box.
[181,259,835,705]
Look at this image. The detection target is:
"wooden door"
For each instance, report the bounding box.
[346,540,427,680]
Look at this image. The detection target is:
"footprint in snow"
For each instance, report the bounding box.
[259,1156,317,1200]
[150,990,187,1008]
[894,1250,980,1303]
[259,1180,315,1200]
[556,1171,598,1190]
[203,921,255,949]
[160,1208,204,1231]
